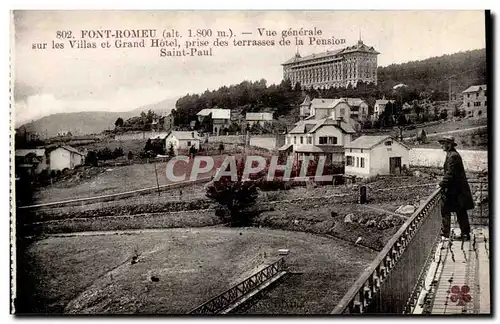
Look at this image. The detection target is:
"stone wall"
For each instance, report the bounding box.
[114,131,170,141]
[207,135,246,144]
[409,148,488,172]
[249,135,286,151]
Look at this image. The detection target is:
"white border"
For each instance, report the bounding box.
[3,2,498,324]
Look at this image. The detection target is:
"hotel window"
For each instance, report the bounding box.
[294,136,297,144]
[319,136,328,144]
[346,156,354,166]
[356,157,360,167]
[476,93,479,98]
[307,137,312,144]
[300,136,304,144]
[360,158,365,168]
[328,137,338,144]
[385,141,392,146]
[187,141,191,147]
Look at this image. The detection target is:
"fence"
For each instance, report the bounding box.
[331,188,443,314]
[189,257,286,315]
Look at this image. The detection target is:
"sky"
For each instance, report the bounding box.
[12,10,486,125]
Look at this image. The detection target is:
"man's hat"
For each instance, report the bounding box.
[438,135,457,146]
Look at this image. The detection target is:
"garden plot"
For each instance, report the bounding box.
[17,227,376,314]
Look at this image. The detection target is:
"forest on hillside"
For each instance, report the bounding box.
[171,48,486,126]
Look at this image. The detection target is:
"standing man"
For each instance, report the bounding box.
[438,136,474,241]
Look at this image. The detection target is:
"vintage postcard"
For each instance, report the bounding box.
[11,10,491,315]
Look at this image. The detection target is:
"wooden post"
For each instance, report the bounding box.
[359,185,367,204]
[154,163,160,197]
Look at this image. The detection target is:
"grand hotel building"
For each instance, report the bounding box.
[282,39,380,89]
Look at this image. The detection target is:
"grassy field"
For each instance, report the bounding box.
[32,155,232,204]
[16,227,376,314]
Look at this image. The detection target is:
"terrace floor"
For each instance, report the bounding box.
[413,225,490,315]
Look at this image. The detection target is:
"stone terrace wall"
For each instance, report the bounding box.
[409,148,488,172]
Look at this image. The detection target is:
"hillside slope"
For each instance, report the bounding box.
[19,98,177,137]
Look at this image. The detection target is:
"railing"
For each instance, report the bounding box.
[331,188,443,314]
[468,179,489,225]
[189,257,286,315]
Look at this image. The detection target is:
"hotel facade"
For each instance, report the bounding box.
[282,40,379,89]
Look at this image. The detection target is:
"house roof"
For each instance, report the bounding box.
[300,95,312,106]
[197,108,231,119]
[344,98,366,107]
[245,112,273,121]
[310,98,346,109]
[170,131,201,141]
[294,145,344,153]
[15,149,45,157]
[345,135,410,150]
[289,118,356,135]
[463,85,487,93]
[375,99,395,105]
[278,143,293,151]
[288,120,320,134]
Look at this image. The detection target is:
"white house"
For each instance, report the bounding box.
[344,135,410,178]
[15,149,48,174]
[196,108,231,135]
[373,97,396,120]
[245,112,274,127]
[49,145,85,171]
[165,131,201,153]
[279,117,356,164]
[462,84,487,118]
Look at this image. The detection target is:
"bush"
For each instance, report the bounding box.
[113,147,124,159]
[97,147,113,161]
[85,151,98,166]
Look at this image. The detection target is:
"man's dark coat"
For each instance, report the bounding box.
[439,148,475,211]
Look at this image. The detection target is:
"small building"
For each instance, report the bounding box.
[196,108,231,135]
[345,98,369,120]
[162,112,174,131]
[299,95,312,118]
[373,97,395,120]
[165,131,201,153]
[462,84,487,118]
[15,148,48,175]
[49,145,85,171]
[344,135,410,178]
[245,112,274,127]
